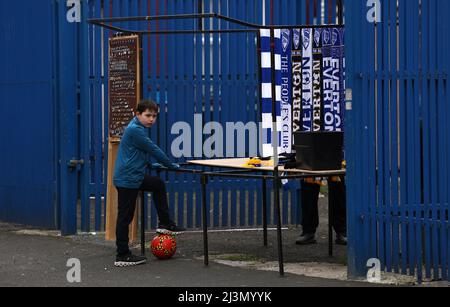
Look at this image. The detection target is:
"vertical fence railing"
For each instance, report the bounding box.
[438,0,450,282]
[347,0,449,282]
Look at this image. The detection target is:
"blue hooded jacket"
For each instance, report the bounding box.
[113,117,172,189]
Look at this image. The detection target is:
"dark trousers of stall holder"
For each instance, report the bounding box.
[300,181,347,235]
[116,175,171,256]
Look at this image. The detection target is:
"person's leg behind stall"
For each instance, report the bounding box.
[296,181,320,245]
[329,178,347,246]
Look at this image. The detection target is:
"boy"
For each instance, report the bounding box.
[113,99,185,267]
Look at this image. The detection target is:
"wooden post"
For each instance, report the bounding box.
[105,35,141,242]
[105,139,138,242]
[105,140,118,241]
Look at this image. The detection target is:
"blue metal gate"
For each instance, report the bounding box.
[0,0,91,234]
[346,0,450,282]
[0,1,59,229]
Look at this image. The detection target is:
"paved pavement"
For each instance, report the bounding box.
[2,195,443,288]
[0,221,374,287]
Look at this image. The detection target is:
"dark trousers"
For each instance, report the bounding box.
[116,175,172,256]
[301,180,347,235]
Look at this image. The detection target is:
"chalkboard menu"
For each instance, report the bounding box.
[108,35,141,139]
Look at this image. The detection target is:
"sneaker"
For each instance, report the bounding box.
[156,223,186,235]
[295,233,317,245]
[114,253,147,267]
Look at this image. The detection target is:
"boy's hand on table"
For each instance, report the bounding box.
[169,163,180,170]
[151,163,164,169]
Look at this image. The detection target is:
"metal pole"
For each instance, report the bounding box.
[88,14,344,31]
[201,175,209,266]
[197,1,203,31]
[337,0,344,26]
[328,177,334,257]
[139,34,146,257]
[141,192,146,256]
[262,177,268,247]
[270,28,284,276]
[274,172,284,276]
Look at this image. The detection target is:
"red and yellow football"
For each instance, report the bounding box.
[150,234,177,260]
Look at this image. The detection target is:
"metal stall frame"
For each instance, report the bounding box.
[88,13,344,277]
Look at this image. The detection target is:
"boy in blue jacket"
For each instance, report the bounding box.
[113,99,185,267]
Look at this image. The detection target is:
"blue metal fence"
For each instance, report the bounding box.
[346,0,450,282]
[2,0,449,284]
[76,0,343,234]
[0,1,58,229]
[0,0,343,233]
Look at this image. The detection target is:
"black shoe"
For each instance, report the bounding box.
[335,233,348,246]
[295,233,317,245]
[156,223,186,235]
[114,253,147,267]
